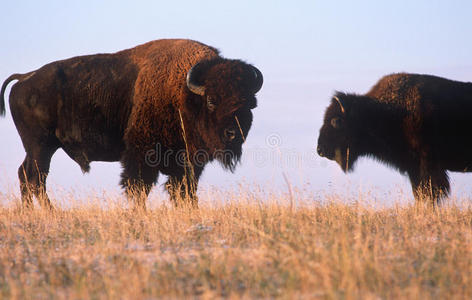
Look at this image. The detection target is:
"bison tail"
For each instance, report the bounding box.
[1,73,31,117]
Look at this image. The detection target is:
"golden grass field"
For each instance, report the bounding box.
[0,190,471,299]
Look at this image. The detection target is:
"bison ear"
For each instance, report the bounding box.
[333,95,346,114]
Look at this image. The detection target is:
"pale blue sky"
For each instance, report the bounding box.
[1,1,471,204]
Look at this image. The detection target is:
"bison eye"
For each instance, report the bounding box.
[330,117,343,129]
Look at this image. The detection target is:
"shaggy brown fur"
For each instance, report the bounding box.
[1,39,263,209]
[317,73,472,206]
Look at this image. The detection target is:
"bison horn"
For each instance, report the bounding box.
[186,63,206,96]
[251,66,263,94]
[333,96,345,114]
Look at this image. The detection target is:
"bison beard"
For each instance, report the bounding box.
[0,39,263,209]
[216,142,243,172]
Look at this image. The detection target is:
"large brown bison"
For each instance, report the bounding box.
[0,39,263,209]
[317,73,472,206]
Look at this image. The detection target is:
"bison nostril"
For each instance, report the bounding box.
[225,129,236,141]
[317,146,324,157]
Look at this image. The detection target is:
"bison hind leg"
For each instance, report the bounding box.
[18,146,58,210]
[409,168,450,207]
[18,158,34,209]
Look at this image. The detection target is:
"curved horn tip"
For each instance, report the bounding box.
[251,66,263,94]
[186,64,206,96]
[333,95,345,114]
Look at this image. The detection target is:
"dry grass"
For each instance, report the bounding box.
[0,192,471,299]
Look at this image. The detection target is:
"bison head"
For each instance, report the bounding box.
[317,93,361,173]
[186,59,263,170]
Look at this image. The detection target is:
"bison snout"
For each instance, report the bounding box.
[317,146,325,157]
[224,129,236,141]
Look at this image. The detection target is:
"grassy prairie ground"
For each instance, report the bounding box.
[0,191,471,299]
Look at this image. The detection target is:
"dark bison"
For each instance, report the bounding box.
[317,73,472,206]
[0,39,263,209]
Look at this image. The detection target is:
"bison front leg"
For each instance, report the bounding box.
[165,167,202,208]
[408,168,450,207]
[120,164,158,210]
